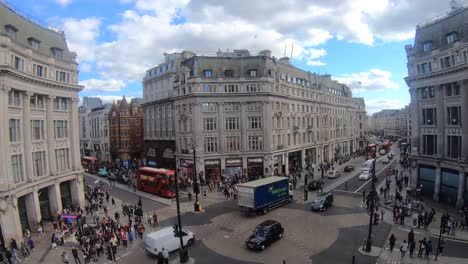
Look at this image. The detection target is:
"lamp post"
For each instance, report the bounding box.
[365,145,377,252]
[318,154,324,193]
[191,146,200,212]
[174,169,189,262]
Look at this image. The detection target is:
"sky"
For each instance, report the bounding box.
[7,0,463,114]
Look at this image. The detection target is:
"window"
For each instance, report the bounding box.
[225,70,234,77]
[202,84,215,93]
[248,116,262,129]
[225,136,240,152]
[203,70,212,78]
[5,25,18,39]
[441,55,455,69]
[422,135,437,155]
[246,84,261,92]
[463,50,468,63]
[30,94,45,109]
[51,47,64,59]
[420,62,431,73]
[54,120,68,138]
[56,71,67,82]
[9,119,21,142]
[445,82,460,96]
[422,108,436,125]
[447,136,461,159]
[224,103,240,112]
[204,137,218,153]
[249,69,257,77]
[201,103,217,112]
[447,32,458,44]
[447,106,461,126]
[423,41,432,52]
[246,102,262,111]
[10,55,25,71]
[54,97,68,110]
[33,151,47,177]
[11,154,24,183]
[55,148,70,171]
[224,85,238,93]
[33,64,47,78]
[8,90,21,106]
[203,118,217,131]
[28,38,40,50]
[248,135,263,150]
[225,117,240,130]
[31,120,45,140]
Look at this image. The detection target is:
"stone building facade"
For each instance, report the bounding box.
[108,97,144,165]
[144,49,366,182]
[0,2,85,243]
[371,109,401,139]
[405,4,468,207]
[399,104,412,146]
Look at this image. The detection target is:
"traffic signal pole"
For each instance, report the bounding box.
[365,148,377,252]
[174,169,189,262]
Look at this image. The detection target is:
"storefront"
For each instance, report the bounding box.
[180,159,194,179]
[273,154,284,176]
[204,159,221,183]
[39,187,52,221]
[305,148,316,164]
[440,168,458,205]
[17,196,29,233]
[464,173,468,207]
[247,157,264,180]
[288,151,302,173]
[225,158,243,178]
[418,165,435,198]
[60,181,73,210]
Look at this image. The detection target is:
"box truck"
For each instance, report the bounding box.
[237,176,293,215]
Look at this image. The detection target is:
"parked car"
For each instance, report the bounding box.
[327,170,341,179]
[145,227,194,256]
[246,220,284,251]
[311,192,334,211]
[307,180,323,191]
[382,158,389,164]
[379,149,387,155]
[98,168,108,177]
[344,165,355,172]
[387,152,395,159]
[358,170,371,181]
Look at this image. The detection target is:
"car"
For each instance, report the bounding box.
[327,170,341,179]
[246,220,284,251]
[145,227,194,256]
[117,174,132,185]
[344,165,355,172]
[311,192,334,211]
[358,170,371,180]
[98,168,108,177]
[387,152,395,159]
[382,157,389,164]
[379,149,387,155]
[307,180,323,191]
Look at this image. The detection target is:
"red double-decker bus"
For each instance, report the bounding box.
[82,156,99,174]
[365,144,377,159]
[136,167,176,198]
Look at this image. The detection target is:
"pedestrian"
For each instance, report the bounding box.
[153,213,158,227]
[62,252,69,264]
[438,238,445,256]
[27,237,34,252]
[162,247,169,264]
[425,240,433,259]
[20,242,29,258]
[408,229,415,245]
[72,247,81,264]
[409,240,416,257]
[128,230,134,244]
[380,208,385,221]
[418,237,426,257]
[5,249,12,264]
[111,198,115,208]
[389,234,396,252]
[400,240,408,260]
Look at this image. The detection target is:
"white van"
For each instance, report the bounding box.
[145,227,195,256]
[362,159,375,171]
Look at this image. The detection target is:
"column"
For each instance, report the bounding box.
[218,102,224,153]
[25,191,41,230]
[434,166,441,201]
[436,85,445,156]
[70,179,85,208]
[284,152,289,175]
[301,148,306,169]
[70,97,81,170]
[0,201,23,243]
[410,161,418,190]
[46,96,57,175]
[262,101,272,152]
[241,102,247,152]
[460,80,468,159]
[457,169,466,208]
[409,88,419,155]
[0,86,9,188]
[23,92,34,182]
[48,183,62,216]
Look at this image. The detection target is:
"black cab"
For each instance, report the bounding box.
[311,192,334,211]
[246,220,284,251]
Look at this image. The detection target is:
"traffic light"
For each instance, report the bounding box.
[173,224,179,236]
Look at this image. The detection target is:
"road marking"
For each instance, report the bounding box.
[354,158,397,193]
[397,227,422,235]
[429,234,468,244]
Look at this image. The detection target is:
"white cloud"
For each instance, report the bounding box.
[61,17,101,61]
[334,69,399,93]
[79,79,126,92]
[61,0,446,82]
[56,0,71,5]
[79,63,92,72]
[366,98,407,114]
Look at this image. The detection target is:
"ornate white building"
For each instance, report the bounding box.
[0,2,84,243]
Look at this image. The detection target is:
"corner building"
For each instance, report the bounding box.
[0,3,85,243]
[143,49,366,182]
[405,5,468,207]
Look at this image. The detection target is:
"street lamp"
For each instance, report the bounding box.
[174,169,189,262]
[189,146,201,212]
[365,145,377,252]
